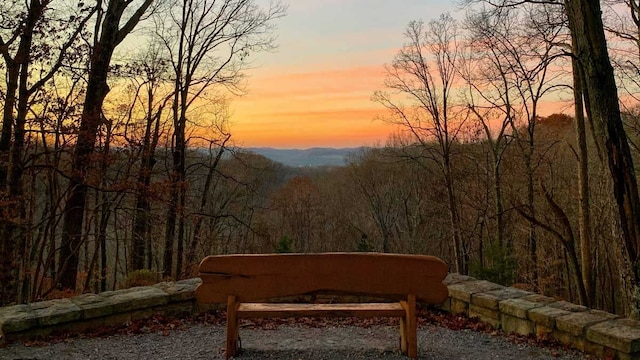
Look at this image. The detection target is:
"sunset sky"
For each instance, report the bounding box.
[231,0,456,149]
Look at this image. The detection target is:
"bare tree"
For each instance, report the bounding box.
[462,5,567,288]
[124,47,172,272]
[185,129,231,276]
[0,0,94,303]
[565,0,640,312]
[571,42,596,305]
[462,10,516,253]
[28,74,85,300]
[347,150,402,253]
[374,15,469,273]
[155,0,286,278]
[469,0,640,315]
[58,0,155,291]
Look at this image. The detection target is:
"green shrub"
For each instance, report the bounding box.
[470,241,516,286]
[356,234,374,252]
[125,269,159,288]
[274,235,293,253]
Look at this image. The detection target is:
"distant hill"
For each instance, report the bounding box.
[247,147,367,167]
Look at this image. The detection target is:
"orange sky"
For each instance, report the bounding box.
[225,0,444,149]
[227,1,573,149]
[231,65,394,148]
[230,62,573,149]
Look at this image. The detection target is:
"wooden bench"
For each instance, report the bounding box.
[196,252,449,359]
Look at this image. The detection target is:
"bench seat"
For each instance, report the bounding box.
[237,302,406,318]
[196,252,448,359]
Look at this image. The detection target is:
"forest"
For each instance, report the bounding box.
[2,0,640,317]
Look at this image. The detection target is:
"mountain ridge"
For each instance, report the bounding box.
[247,147,368,167]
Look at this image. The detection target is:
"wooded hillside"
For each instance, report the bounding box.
[2,0,640,317]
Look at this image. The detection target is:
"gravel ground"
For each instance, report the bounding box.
[0,322,591,360]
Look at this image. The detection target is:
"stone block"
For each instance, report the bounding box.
[60,317,106,334]
[561,336,605,354]
[499,298,544,319]
[548,300,588,313]
[450,298,468,315]
[536,324,553,339]
[437,298,451,313]
[0,304,36,334]
[582,340,606,358]
[521,294,556,304]
[154,302,195,317]
[617,351,640,360]
[443,273,475,285]
[14,324,56,340]
[103,311,133,327]
[586,318,640,353]
[448,280,504,302]
[528,306,572,328]
[70,293,113,319]
[101,286,169,313]
[471,288,531,310]
[154,281,199,303]
[469,304,499,328]
[29,298,82,326]
[552,329,582,348]
[557,310,618,337]
[177,277,202,287]
[130,308,155,321]
[501,313,534,336]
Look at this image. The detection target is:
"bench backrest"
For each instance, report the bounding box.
[196,252,449,304]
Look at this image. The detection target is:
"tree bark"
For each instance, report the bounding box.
[572,54,595,305]
[132,88,163,271]
[444,157,466,274]
[58,0,153,290]
[0,0,47,305]
[565,0,640,307]
[0,63,18,191]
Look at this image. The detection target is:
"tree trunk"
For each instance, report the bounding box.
[494,156,504,249]
[565,0,640,306]
[85,121,112,292]
[163,116,186,278]
[163,138,185,278]
[444,157,466,274]
[58,0,153,290]
[58,55,110,290]
[163,180,177,277]
[176,185,186,277]
[0,63,18,191]
[0,83,19,303]
[9,49,30,303]
[572,54,595,305]
[132,192,151,270]
[0,0,47,304]
[132,90,162,271]
[187,136,229,275]
[526,160,539,290]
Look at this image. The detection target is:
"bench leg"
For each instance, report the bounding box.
[226,295,239,359]
[400,295,418,359]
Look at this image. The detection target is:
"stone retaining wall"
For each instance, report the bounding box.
[443,274,640,360]
[1,274,639,359]
[0,278,206,344]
